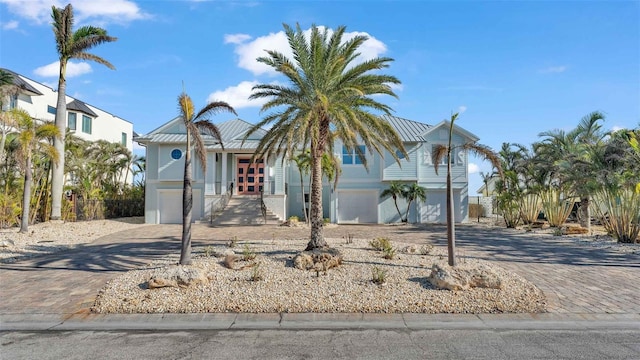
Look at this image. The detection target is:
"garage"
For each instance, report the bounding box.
[337,191,378,224]
[158,190,202,224]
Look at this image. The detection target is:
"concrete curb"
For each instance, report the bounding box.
[2,313,639,332]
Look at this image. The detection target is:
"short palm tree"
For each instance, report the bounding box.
[245,23,406,250]
[403,183,427,222]
[177,92,236,265]
[434,113,502,266]
[380,181,407,222]
[11,109,59,232]
[49,4,117,221]
[292,150,311,224]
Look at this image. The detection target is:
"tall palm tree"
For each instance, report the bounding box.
[49,4,117,221]
[11,109,59,232]
[380,181,407,223]
[403,183,427,223]
[0,70,17,165]
[244,23,406,250]
[177,92,236,265]
[434,113,502,266]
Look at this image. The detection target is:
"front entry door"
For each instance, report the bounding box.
[236,158,265,195]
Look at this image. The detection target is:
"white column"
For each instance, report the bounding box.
[221,153,228,194]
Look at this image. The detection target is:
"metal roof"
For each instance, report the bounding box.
[217,118,266,141]
[67,99,98,117]
[381,115,432,142]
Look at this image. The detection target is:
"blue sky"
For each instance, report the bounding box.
[1,0,638,195]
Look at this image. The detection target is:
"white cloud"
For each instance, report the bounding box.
[206,80,270,109]
[468,162,480,174]
[458,105,467,114]
[539,65,567,74]
[224,33,252,44]
[0,0,150,25]
[1,20,19,30]
[34,61,92,78]
[611,125,624,132]
[225,26,388,76]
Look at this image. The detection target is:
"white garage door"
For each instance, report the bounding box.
[337,191,378,224]
[421,190,462,223]
[158,190,202,224]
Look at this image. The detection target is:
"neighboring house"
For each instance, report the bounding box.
[137,115,479,224]
[1,68,134,155]
[476,176,500,197]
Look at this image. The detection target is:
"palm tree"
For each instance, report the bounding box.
[403,183,427,223]
[380,181,407,222]
[244,24,406,251]
[49,4,117,221]
[0,69,17,165]
[177,92,236,265]
[292,150,311,223]
[434,113,502,266]
[11,109,59,232]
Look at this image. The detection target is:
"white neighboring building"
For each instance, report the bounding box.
[1,68,134,153]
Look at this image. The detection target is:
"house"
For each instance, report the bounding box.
[136,115,479,224]
[1,68,134,155]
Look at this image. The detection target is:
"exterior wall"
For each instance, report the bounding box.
[382,143,418,180]
[5,72,133,153]
[262,195,286,220]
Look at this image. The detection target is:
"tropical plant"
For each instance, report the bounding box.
[244,24,406,251]
[403,183,427,223]
[433,113,502,266]
[49,4,117,221]
[0,70,18,165]
[540,189,575,228]
[11,109,59,232]
[176,91,236,265]
[291,150,311,224]
[380,180,407,222]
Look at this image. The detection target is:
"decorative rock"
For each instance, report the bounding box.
[0,239,15,247]
[293,248,343,271]
[427,263,503,291]
[147,265,208,289]
[400,245,418,254]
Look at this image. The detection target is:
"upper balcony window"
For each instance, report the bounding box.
[47,105,56,115]
[342,145,365,165]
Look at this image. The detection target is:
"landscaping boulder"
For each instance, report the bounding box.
[427,263,503,291]
[293,248,343,272]
[147,265,208,289]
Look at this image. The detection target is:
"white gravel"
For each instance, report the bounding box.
[92,238,547,314]
[0,217,148,263]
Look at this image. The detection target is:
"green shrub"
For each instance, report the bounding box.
[288,216,299,223]
[369,237,392,251]
[242,244,257,261]
[371,266,387,285]
[323,217,330,224]
[382,246,396,260]
[249,262,264,281]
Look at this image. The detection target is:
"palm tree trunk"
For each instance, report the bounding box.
[393,196,403,222]
[446,160,456,266]
[50,64,67,221]
[180,136,193,265]
[20,154,32,233]
[404,199,413,223]
[579,196,591,234]
[305,151,327,250]
[299,170,308,224]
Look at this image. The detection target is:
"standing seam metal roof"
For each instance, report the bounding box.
[381,115,432,142]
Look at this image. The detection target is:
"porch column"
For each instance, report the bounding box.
[221,153,228,194]
[211,153,217,195]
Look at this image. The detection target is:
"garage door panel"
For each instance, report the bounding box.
[338,191,377,224]
[421,190,462,223]
[159,190,201,224]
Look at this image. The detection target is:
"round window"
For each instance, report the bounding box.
[170,149,182,160]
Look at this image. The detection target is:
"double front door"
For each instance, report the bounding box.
[236,158,264,195]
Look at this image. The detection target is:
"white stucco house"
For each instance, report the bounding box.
[1,68,134,154]
[137,114,479,225]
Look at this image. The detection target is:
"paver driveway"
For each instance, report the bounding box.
[0,221,638,315]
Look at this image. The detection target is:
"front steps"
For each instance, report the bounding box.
[210,196,280,226]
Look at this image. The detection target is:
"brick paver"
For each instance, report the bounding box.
[1,221,638,316]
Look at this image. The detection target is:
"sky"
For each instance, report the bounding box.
[1,0,638,195]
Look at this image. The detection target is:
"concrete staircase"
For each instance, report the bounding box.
[210,196,280,226]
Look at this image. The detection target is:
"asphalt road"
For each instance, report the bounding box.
[3,329,640,360]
